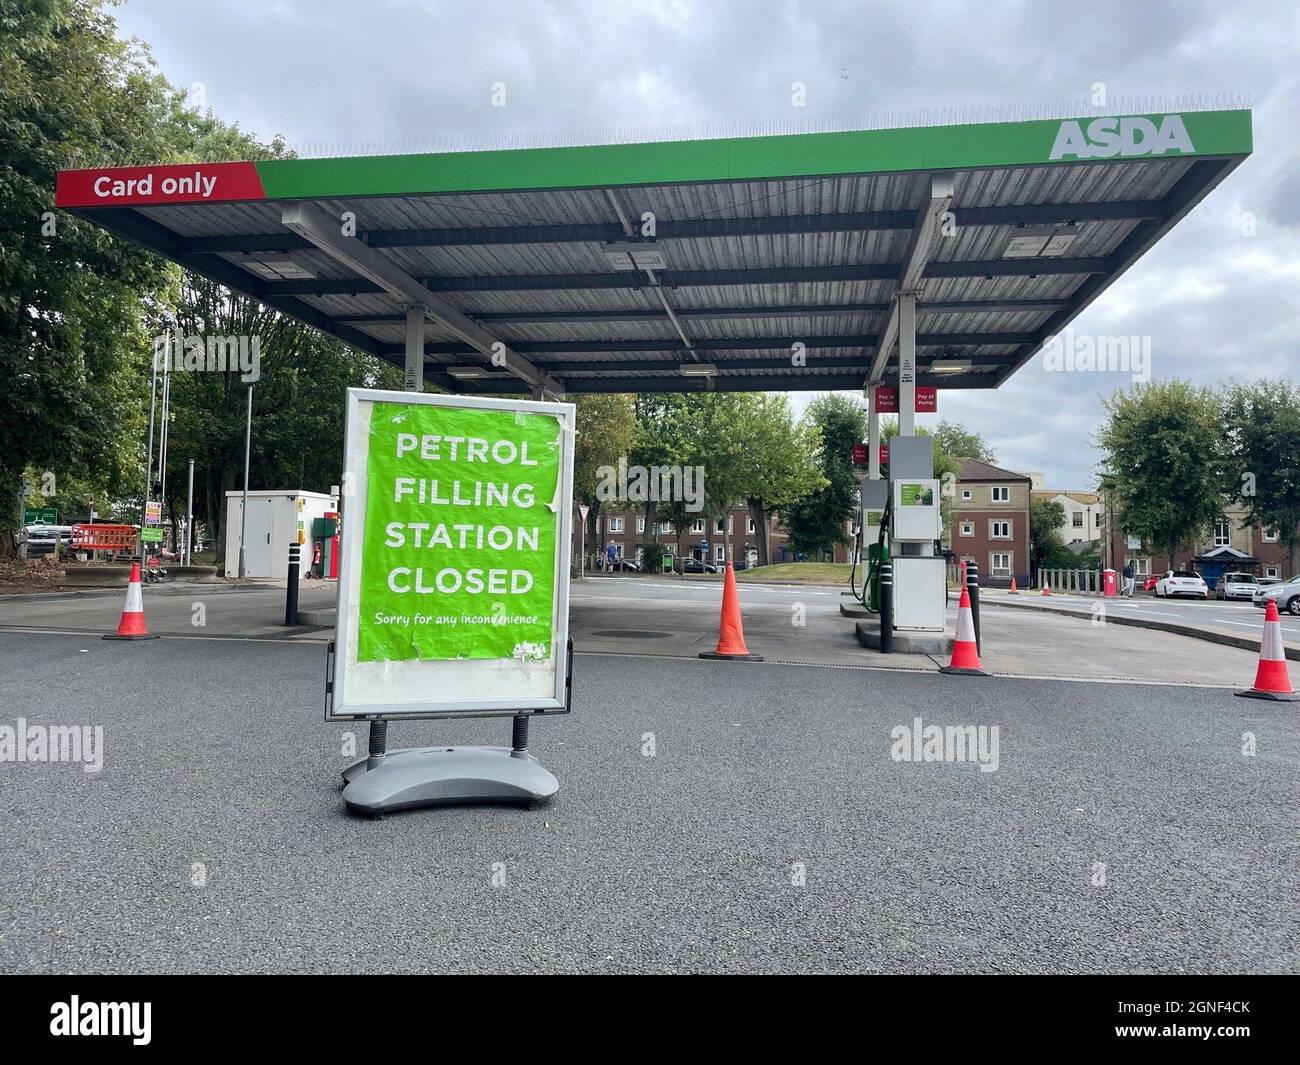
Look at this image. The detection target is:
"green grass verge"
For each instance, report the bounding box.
[734,562,854,585]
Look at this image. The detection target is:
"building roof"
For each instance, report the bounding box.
[958,458,1032,483]
[54,107,1252,397]
[1032,489,1101,504]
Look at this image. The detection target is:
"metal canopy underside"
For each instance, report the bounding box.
[57,109,1251,396]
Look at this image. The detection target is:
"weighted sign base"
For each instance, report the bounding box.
[341,745,558,817]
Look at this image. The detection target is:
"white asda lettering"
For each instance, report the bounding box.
[1049,115,1195,160]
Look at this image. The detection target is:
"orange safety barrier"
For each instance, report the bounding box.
[70,524,138,553]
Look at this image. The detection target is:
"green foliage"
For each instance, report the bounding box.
[931,419,997,464]
[778,393,866,557]
[1223,380,1300,573]
[640,542,665,573]
[1097,379,1227,562]
[1029,496,1066,570]
[0,0,183,552]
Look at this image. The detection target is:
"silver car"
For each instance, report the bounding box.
[1253,576,1300,615]
[1216,571,1260,601]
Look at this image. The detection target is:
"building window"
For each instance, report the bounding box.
[1263,528,1279,542]
[1265,565,1280,578]
[1126,556,1150,576]
[990,520,1010,539]
[714,545,725,562]
[1213,518,1230,547]
[959,521,974,537]
[1072,512,1084,528]
[608,516,623,533]
[636,516,645,533]
[661,522,673,534]
[991,486,1009,503]
[990,552,1011,577]
[691,518,705,534]
[961,489,972,501]
[747,517,756,535]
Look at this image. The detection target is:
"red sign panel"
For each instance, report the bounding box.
[55,162,266,208]
[851,444,868,465]
[880,442,889,466]
[873,386,937,413]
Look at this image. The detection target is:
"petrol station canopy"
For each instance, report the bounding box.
[56,107,1252,398]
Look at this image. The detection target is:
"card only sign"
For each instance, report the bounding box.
[329,390,575,719]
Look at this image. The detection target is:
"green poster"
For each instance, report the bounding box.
[358,401,563,664]
[899,482,934,507]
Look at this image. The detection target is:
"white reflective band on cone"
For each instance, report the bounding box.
[955,605,976,643]
[1262,621,1284,661]
[124,581,143,614]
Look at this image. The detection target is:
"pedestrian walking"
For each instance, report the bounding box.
[1122,561,1135,597]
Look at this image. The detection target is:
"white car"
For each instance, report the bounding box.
[1153,569,1208,599]
[1253,576,1300,615]
[1216,571,1260,601]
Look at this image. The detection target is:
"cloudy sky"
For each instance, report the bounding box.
[113,0,1299,488]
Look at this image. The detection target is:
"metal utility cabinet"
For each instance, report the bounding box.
[223,490,338,578]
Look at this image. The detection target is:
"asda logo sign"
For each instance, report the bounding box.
[1049,115,1195,160]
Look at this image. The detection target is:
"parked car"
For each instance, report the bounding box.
[1142,574,1160,592]
[1253,575,1300,615]
[1216,571,1260,601]
[1256,576,1282,587]
[1153,569,1208,599]
[679,557,719,574]
[610,558,640,572]
[23,524,74,557]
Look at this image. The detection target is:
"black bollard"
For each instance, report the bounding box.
[965,559,981,653]
[879,559,894,654]
[285,542,300,625]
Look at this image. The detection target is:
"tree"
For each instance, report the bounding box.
[1097,380,1226,569]
[778,394,865,558]
[0,0,182,555]
[1224,381,1300,578]
[931,420,997,465]
[731,394,825,566]
[628,393,692,550]
[1029,496,1066,574]
[572,394,634,565]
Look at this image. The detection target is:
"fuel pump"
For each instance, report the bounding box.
[884,435,946,632]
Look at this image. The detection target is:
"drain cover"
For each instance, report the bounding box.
[590,629,673,639]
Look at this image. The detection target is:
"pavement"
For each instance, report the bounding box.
[981,588,1300,659]
[1,630,1295,974]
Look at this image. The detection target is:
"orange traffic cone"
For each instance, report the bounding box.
[940,585,987,675]
[1041,576,1051,596]
[1235,599,1297,701]
[103,562,159,641]
[1009,576,1019,594]
[699,562,763,661]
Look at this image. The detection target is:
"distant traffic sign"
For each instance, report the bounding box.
[24,507,57,525]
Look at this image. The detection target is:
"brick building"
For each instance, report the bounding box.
[580,505,853,569]
[949,459,1032,587]
[1103,502,1292,585]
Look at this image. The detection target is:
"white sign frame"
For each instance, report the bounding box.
[327,388,575,721]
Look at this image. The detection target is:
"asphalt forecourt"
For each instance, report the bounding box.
[1,630,1295,980]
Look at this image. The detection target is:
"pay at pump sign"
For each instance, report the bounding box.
[359,401,562,662]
